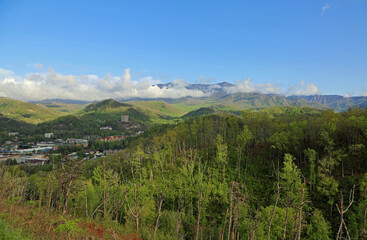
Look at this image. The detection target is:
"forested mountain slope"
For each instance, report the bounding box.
[1,106,367,239]
[0,97,64,124]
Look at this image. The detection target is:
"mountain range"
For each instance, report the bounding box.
[24,82,366,113]
[1,82,367,126]
[131,82,367,112]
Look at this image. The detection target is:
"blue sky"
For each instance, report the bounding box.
[0,0,366,100]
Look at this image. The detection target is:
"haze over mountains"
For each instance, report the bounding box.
[30,81,367,112]
[1,82,367,127]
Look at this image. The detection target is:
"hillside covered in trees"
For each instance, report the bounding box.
[1,106,367,239]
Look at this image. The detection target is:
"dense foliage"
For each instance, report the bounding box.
[1,106,367,239]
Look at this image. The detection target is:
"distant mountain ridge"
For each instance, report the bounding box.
[155,81,235,94]
[4,82,366,115]
[288,95,367,111]
[153,82,367,111]
[30,99,94,105]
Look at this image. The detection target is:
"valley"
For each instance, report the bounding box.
[0,92,366,239]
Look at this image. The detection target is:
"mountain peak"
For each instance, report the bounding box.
[83,99,131,112]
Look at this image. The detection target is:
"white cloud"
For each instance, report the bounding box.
[2,77,16,84]
[322,3,331,15]
[287,80,320,96]
[224,78,281,95]
[0,67,208,101]
[0,68,14,77]
[0,67,329,101]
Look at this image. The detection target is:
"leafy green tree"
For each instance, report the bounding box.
[236,125,253,181]
[279,153,303,239]
[358,173,367,239]
[92,164,115,218]
[215,134,228,182]
[317,156,339,206]
[257,206,296,240]
[304,148,317,191]
[280,154,302,203]
[306,209,331,240]
[57,158,85,215]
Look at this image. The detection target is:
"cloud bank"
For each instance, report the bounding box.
[287,80,321,96]
[224,78,281,94]
[0,67,327,101]
[0,67,208,101]
[223,78,320,96]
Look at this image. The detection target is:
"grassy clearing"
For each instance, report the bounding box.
[0,217,30,240]
[0,201,140,240]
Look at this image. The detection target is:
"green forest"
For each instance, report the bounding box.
[1,106,367,239]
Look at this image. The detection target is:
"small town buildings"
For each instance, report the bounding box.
[26,155,49,166]
[100,126,113,130]
[0,154,49,165]
[66,138,89,147]
[100,135,127,142]
[36,142,56,148]
[13,146,52,154]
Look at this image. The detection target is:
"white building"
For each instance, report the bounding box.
[121,115,129,123]
[44,133,54,138]
[100,126,112,130]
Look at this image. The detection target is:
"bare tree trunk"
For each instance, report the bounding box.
[244,156,248,186]
[196,182,203,240]
[48,182,53,213]
[360,206,367,240]
[103,162,107,217]
[228,182,234,240]
[231,203,237,240]
[268,163,280,240]
[62,179,73,215]
[176,194,183,239]
[58,188,62,212]
[336,185,355,240]
[131,165,139,234]
[236,206,240,240]
[247,218,252,240]
[296,182,305,240]
[176,210,182,239]
[85,187,88,218]
[237,147,241,180]
[219,208,229,240]
[39,189,43,210]
[282,204,289,240]
[250,221,259,240]
[154,195,164,236]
